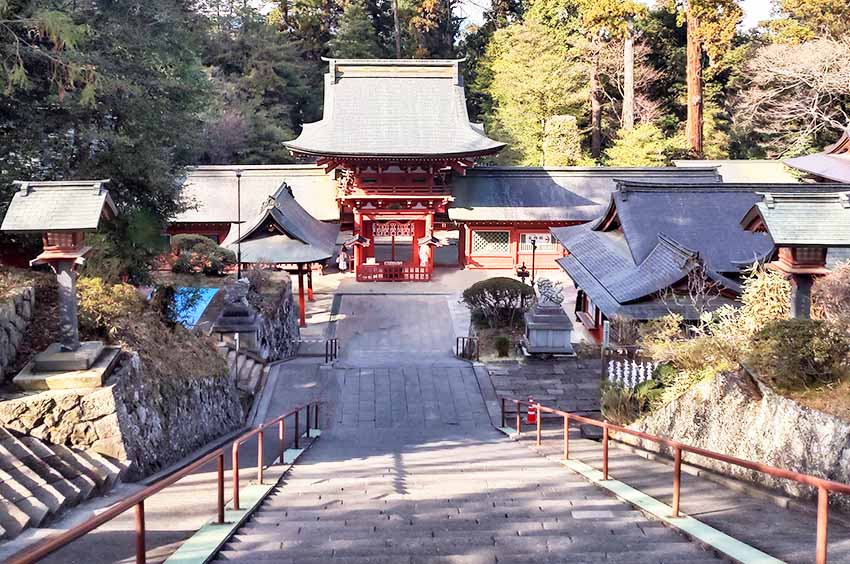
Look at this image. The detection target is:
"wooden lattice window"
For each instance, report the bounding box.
[471,230,510,255]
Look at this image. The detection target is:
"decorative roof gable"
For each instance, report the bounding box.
[1,180,116,233]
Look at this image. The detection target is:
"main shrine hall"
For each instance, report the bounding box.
[170,58,724,280]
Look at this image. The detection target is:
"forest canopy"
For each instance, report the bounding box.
[0,0,847,278]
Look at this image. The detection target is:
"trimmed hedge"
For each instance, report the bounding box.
[462,277,534,329]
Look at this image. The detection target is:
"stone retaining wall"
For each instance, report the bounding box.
[0,285,35,377]
[0,350,244,480]
[255,278,300,362]
[620,371,850,511]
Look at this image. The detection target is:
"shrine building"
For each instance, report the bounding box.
[169,59,730,280]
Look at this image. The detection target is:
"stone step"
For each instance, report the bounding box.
[20,437,97,501]
[4,437,84,510]
[0,492,35,538]
[49,444,114,492]
[0,468,52,529]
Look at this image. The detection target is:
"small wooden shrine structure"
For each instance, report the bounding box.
[228,182,339,326]
[285,59,504,281]
[741,191,850,317]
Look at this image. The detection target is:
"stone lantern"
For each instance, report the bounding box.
[522,278,574,356]
[1,180,120,389]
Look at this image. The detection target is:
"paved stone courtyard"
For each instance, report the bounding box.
[487,359,603,415]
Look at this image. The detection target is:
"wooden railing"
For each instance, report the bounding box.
[356,263,432,282]
[500,397,850,564]
[10,402,321,564]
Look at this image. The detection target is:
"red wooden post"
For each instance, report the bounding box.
[515,401,521,435]
[307,266,314,302]
[297,265,306,328]
[295,409,300,449]
[232,446,240,511]
[217,453,225,524]
[306,404,312,436]
[535,404,542,446]
[672,447,682,517]
[257,430,264,485]
[135,501,145,564]
[563,415,569,460]
[602,423,609,481]
[817,486,829,564]
[284,417,286,464]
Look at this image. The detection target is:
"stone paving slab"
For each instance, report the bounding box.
[487,359,603,415]
[512,425,850,564]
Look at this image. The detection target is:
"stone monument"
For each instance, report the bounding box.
[210,278,264,358]
[0,180,121,390]
[522,277,574,356]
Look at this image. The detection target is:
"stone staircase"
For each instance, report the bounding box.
[221,345,269,396]
[206,430,721,564]
[0,427,126,540]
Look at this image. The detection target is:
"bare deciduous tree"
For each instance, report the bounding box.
[598,40,665,128]
[734,38,850,156]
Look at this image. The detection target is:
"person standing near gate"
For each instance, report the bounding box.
[336,247,350,273]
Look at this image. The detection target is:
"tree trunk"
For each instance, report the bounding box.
[686,8,703,157]
[590,45,603,159]
[623,30,635,130]
[392,0,402,58]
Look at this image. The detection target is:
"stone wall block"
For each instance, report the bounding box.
[625,372,850,511]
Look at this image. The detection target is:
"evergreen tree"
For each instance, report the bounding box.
[1,0,210,280]
[407,0,462,58]
[604,123,688,166]
[768,0,850,41]
[483,19,588,165]
[330,0,384,58]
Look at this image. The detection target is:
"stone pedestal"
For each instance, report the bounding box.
[14,346,120,391]
[34,341,105,372]
[522,304,574,355]
[210,303,262,356]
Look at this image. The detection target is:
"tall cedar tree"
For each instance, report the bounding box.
[330,0,384,58]
[768,0,850,42]
[672,0,742,156]
[408,0,461,58]
[0,0,209,281]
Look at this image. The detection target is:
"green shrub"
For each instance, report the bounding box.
[747,319,850,390]
[494,335,511,357]
[170,234,236,276]
[461,277,535,329]
[78,277,146,336]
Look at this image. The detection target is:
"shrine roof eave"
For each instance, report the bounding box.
[285,145,505,161]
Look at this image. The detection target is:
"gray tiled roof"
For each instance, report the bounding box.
[552,182,848,321]
[1,180,115,232]
[674,159,800,183]
[449,167,721,223]
[284,59,505,158]
[784,128,850,183]
[174,165,339,224]
[605,183,846,272]
[228,183,339,264]
[742,192,850,247]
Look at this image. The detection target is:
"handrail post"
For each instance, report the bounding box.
[602,423,609,481]
[315,402,320,429]
[232,444,240,511]
[257,430,264,485]
[279,418,286,463]
[306,404,312,436]
[295,409,301,449]
[501,398,506,428]
[515,401,521,435]
[135,501,145,564]
[563,415,569,460]
[535,403,542,446]
[217,452,225,524]
[817,486,829,564]
[672,446,682,517]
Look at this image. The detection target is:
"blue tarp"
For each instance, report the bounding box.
[174,287,219,327]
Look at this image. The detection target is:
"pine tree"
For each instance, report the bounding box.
[329,0,384,59]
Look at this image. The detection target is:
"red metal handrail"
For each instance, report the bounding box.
[231,401,320,510]
[9,401,322,564]
[8,449,226,564]
[500,396,850,564]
